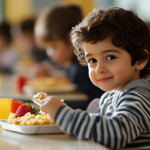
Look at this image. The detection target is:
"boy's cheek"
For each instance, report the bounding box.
[88,69,97,85]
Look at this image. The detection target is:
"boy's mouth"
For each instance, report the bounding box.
[98,77,113,83]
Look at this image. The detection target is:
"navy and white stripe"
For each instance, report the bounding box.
[54,79,150,150]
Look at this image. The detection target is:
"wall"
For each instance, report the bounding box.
[3,0,95,25]
[62,0,94,16]
[3,0,32,25]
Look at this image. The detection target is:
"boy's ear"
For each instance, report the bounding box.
[135,49,149,71]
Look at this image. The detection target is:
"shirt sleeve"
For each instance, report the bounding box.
[54,90,150,150]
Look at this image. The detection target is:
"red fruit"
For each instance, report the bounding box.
[15,103,41,118]
[15,104,34,118]
[10,100,23,113]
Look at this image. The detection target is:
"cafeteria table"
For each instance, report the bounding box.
[0,74,89,110]
[0,125,110,150]
[0,75,110,150]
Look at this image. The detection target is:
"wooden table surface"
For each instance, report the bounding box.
[0,125,109,150]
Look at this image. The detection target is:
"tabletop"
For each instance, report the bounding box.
[0,75,89,109]
[0,125,109,150]
[0,74,88,101]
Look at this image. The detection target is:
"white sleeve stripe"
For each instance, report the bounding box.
[115,107,147,131]
[118,95,150,118]
[66,110,81,134]
[55,106,69,125]
[54,87,150,150]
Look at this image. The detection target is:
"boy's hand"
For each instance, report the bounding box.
[40,96,63,118]
[33,63,51,78]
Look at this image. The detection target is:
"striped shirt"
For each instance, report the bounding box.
[54,79,150,150]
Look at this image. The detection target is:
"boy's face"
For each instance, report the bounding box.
[43,39,74,65]
[83,38,140,91]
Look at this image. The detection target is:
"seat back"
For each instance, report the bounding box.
[86,98,99,113]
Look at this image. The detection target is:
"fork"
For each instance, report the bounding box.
[31,98,64,106]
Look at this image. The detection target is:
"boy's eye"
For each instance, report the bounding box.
[106,55,116,60]
[88,58,97,64]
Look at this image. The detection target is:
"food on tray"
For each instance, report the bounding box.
[8,112,54,125]
[33,92,47,101]
[25,76,71,87]
[8,103,55,125]
[16,56,35,67]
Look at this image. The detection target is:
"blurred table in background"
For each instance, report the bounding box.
[0,75,89,110]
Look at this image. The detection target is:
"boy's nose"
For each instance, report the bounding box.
[95,63,107,74]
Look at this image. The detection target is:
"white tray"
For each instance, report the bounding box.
[0,119,64,134]
[23,84,77,94]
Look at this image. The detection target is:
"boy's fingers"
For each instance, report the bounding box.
[40,109,47,114]
[40,99,45,104]
[40,96,51,103]
[40,100,48,106]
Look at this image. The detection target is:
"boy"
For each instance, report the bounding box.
[35,5,104,108]
[40,7,150,149]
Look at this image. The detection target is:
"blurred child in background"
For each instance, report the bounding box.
[35,5,104,107]
[0,21,18,73]
[19,18,49,63]
[13,18,50,77]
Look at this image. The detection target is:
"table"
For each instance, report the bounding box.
[0,75,89,110]
[0,125,109,150]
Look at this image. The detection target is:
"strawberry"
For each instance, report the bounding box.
[15,103,41,118]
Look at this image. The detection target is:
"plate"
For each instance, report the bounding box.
[0,119,64,134]
[23,84,77,94]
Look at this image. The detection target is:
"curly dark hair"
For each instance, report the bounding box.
[71,7,150,79]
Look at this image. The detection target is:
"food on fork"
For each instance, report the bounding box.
[33,92,47,101]
[8,112,54,125]
[33,92,64,103]
[8,103,55,125]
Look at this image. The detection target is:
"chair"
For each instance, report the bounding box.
[86,98,99,113]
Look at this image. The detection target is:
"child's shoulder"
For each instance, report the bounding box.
[99,90,115,105]
[121,79,150,99]
[100,79,150,105]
